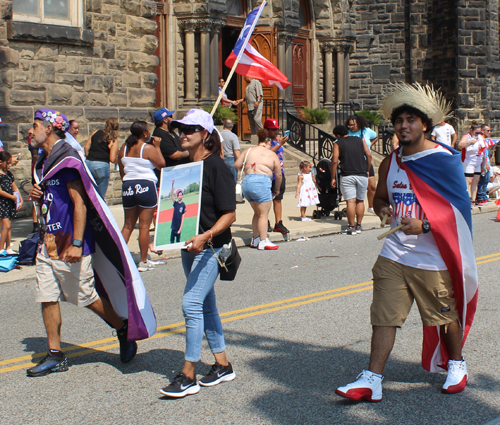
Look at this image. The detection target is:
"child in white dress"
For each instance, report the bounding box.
[295,160,319,221]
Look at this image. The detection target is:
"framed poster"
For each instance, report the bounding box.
[153,162,203,250]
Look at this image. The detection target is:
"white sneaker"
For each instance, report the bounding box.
[137,261,153,272]
[250,236,260,248]
[367,207,375,214]
[258,238,279,250]
[335,370,384,402]
[442,359,467,394]
[301,217,312,222]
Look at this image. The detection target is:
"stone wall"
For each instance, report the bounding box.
[0,0,160,210]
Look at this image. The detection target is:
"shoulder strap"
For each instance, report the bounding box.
[238,148,252,183]
[140,143,146,158]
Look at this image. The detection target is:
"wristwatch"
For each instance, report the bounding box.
[422,219,431,234]
[72,239,83,248]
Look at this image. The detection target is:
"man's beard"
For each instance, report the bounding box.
[399,138,412,146]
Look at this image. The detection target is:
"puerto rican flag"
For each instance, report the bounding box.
[224,1,290,90]
[400,143,478,372]
[477,138,500,157]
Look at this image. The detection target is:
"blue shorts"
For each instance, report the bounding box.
[242,174,272,203]
[122,179,158,209]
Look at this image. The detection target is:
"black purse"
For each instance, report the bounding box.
[218,238,241,281]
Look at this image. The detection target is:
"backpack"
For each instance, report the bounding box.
[18,232,40,266]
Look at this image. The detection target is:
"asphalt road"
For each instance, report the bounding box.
[1,212,500,425]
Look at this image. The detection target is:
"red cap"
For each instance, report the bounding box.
[264,118,280,129]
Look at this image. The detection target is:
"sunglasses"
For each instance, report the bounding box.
[178,126,204,135]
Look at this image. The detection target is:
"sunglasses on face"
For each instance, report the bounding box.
[178,126,203,135]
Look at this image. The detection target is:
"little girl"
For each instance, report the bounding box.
[295,160,319,221]
[0,151,22,254]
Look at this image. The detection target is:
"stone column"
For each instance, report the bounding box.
[335,42,353,104]
[199,27,212,106]
[322,43,334,111]
[180,22,197,107]
[210,21,223,101]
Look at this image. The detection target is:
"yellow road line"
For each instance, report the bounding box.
[2,253,500,374]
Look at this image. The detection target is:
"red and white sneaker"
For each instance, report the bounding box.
[442,359,467,394]
[335,370,383,402]
[258,238,278,250]
[250,236,260,248]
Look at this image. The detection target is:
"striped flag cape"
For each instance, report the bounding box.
[224,2,290,89]
[401,143,478,372]
[35,141,157,341]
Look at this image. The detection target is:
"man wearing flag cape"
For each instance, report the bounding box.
[26,109,156,377]
[336,83,478,401]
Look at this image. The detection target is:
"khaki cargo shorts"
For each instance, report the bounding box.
[371,255,459,327]
[35,252,99,307]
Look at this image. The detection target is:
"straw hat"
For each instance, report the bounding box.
[380,82,452,124]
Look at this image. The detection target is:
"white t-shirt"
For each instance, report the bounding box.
[431,123,455,146]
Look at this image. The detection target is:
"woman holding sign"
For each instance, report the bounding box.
[160,109,236,398]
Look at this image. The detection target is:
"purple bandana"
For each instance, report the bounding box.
[35,109,70,132]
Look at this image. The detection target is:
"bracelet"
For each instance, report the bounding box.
[207,229,213,242]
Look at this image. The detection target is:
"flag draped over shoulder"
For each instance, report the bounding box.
[224,2,290,90]
[35,142,157,341]
[401,143,478,372]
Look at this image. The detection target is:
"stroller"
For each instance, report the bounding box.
[312,158,346,220]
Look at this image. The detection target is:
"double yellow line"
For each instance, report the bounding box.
[2,251,500,375]
[0,281,373,374]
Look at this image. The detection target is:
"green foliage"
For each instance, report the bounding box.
[203,105,238,125]
[356,109,384,126]
[300,107,330,125]
[184,182,199,194]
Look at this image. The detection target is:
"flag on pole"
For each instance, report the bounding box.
[225,2,290,90]
[477,138,500,157]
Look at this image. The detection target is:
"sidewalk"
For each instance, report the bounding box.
[3,196,498,284]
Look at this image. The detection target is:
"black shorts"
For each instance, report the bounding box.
[464,172,481,177]
[122,179,158,209]
[369,164,375,178]
[271,174,286,201]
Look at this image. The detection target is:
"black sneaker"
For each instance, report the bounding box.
[345,226,356,235]
[160,373,200,398]
[26,350,68,377]
[116,320,137,363]
[355,224,363,234]
[268,220,273,233]
[274,220,289,234]
[199,362,236,387]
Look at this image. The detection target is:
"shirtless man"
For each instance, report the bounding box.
[234,129,282,250]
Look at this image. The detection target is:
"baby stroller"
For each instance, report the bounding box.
[312,158,345,220]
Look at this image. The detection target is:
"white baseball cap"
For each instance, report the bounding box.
[170,109,214,134]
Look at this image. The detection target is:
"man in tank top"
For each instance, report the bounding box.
[336,83,478,401]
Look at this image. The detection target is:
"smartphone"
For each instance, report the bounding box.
[284,130,290,137]
[16,153,21,160]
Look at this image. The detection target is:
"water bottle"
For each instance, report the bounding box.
[219,244,231,263]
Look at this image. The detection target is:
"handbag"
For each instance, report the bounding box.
[0,254,18,272]
[236,148,252,203]
[218,239,241,281]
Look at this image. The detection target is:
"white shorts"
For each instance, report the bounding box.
[463,163,481,174]
[35,253,99,307]
[340,175,368,201]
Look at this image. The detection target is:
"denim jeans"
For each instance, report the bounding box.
[181,248,226,362]
[86,160,110,198]
[477,172,489,201]
[224,156,238,183]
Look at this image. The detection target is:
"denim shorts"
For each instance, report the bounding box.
[122,179,158,209]
[242,174,272,203]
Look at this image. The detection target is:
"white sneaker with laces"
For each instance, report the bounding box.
[250,236,261,248]
[335,370,384,402]
[367,207,375,214]
[301,217,312,222]
[258,238,279,250]
[137,261,150,272]
[442,359,467,394]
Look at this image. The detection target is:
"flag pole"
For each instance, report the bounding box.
[210,1,267,116]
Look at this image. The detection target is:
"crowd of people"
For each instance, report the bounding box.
[0,78,492,403]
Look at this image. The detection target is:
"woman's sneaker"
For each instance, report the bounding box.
[199,362,236,387]
[301,217,312,222]
[345,226,356,235]
[335,370,384,402]
[26,350,68,377]
[137,261,154,272]
[442,359,467,394]
[116,320,137,363]
[258,238,279,250]
[160,373,200,398]
[250,236,260,248]
[355,224,363,234]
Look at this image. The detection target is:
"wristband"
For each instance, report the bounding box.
[72,239,83,248]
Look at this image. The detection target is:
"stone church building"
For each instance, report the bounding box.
[0,0,498,190]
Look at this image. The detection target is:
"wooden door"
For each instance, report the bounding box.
[292,37,308,108]
[239,28,278,140]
